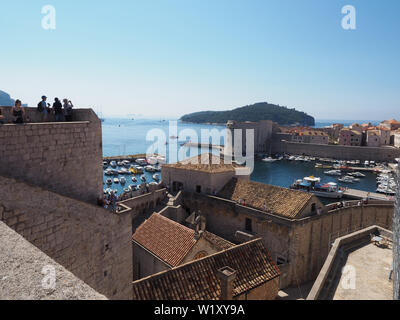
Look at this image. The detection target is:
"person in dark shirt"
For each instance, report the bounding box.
[10,100,25,124]
[53,97,64,122]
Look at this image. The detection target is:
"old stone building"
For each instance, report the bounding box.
[225,119,273,155]
[132,213,234,280]
[132,239,281,300]
[161,153,250,194]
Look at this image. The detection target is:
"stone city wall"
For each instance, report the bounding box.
[0,108,103,203]
[271,140,400,162]
[0,174,133,299]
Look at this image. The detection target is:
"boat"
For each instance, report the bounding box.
[288,156,296,161]
[145,165,157,172]
[348,172,366,178]
[120,177,126,185]
[135,166,144,174]
[129,185,137,191]
[113,178,119,184]
[132,176,137,182]
[324,170,342,176]
[110,161,117,168]
[153,174,160,181]
[364,161,370,166]
[123,188,130,193]
[338,176,359,184]
[140,175,146,181]
[290,176,344,199]
[106,178,112,185]
[136,159,147,166]
[262,157,278,163]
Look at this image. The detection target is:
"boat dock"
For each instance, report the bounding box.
[183,142,223,151]
[343,188,392,201]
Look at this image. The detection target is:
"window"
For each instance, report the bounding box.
[196,185,202,193]
[311,203,316,213]
[245,218,252,232]
[276,256,288,266]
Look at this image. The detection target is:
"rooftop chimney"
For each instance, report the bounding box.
[217,266,237,300]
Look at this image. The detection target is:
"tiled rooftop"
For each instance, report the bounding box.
[162,153,240,173]
[133,214,197,267]
[132,239,280,300]
[132,214,234,267]
[217,178,313,219]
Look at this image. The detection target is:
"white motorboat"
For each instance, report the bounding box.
[132,176,137,182]
[106,178,112,185]
[136,159,148,166]
[324,170,342,176]
[262,157,278,163]
[338,176,359,184]
[113,178,119,184]
[153,174,160,181]
[110,161,117,168]
[145,165,157,172]
[348,172,366,178]
[140,175,146,181]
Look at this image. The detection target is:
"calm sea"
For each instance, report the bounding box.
[102,118,380,196]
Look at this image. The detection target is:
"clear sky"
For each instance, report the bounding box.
[1,0,399,120]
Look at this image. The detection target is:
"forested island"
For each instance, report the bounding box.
[180,102,315,126]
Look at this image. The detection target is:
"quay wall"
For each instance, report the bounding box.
[182,192,393,289]
[0,108,103,203]
[271,140,400,162]
[0,174,133,299]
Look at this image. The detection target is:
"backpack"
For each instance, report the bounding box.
[37,101,44,112]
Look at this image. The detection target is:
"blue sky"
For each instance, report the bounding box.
[1,0,399,120]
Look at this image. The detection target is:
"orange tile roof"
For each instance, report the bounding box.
[132,239,281,300]
[162,153,240,173]
[133,214,197,267]
[217,178,314,219]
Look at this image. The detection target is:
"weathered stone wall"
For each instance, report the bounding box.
[271,140,400,161]
[0,108,102,204]
[132,243,170,280]
[0,221,107,300]
[0,175,133,299]
[182,192,393,288]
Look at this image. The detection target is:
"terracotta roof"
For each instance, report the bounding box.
[132,239,280,300]
[162,153,240,173]
[217,178,313,219]
[132,214,197,267]
[203,231,235,251]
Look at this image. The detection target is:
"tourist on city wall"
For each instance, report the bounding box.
[37,96,49,122]
[63,99,74,122]
[10,100,25,124]
[53,98,64,122]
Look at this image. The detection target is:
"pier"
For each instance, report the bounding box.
[182,142,223,151]
[342,188,392,201]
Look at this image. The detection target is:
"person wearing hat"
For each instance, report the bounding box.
[37,95,49,122]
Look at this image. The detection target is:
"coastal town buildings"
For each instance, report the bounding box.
[338,128,362,146]
[395,132,400,148]
[381,119,400,131]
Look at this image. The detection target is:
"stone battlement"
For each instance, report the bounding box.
[0,108,102,203]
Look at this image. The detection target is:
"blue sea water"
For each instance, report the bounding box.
[102,118,381,196]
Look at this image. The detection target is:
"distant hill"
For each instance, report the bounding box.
[180,102,315,126]
[0,90,15,106]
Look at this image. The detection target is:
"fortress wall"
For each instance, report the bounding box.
[0,108,102,203]
[0,175,133,299]
[272,140,400,161]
